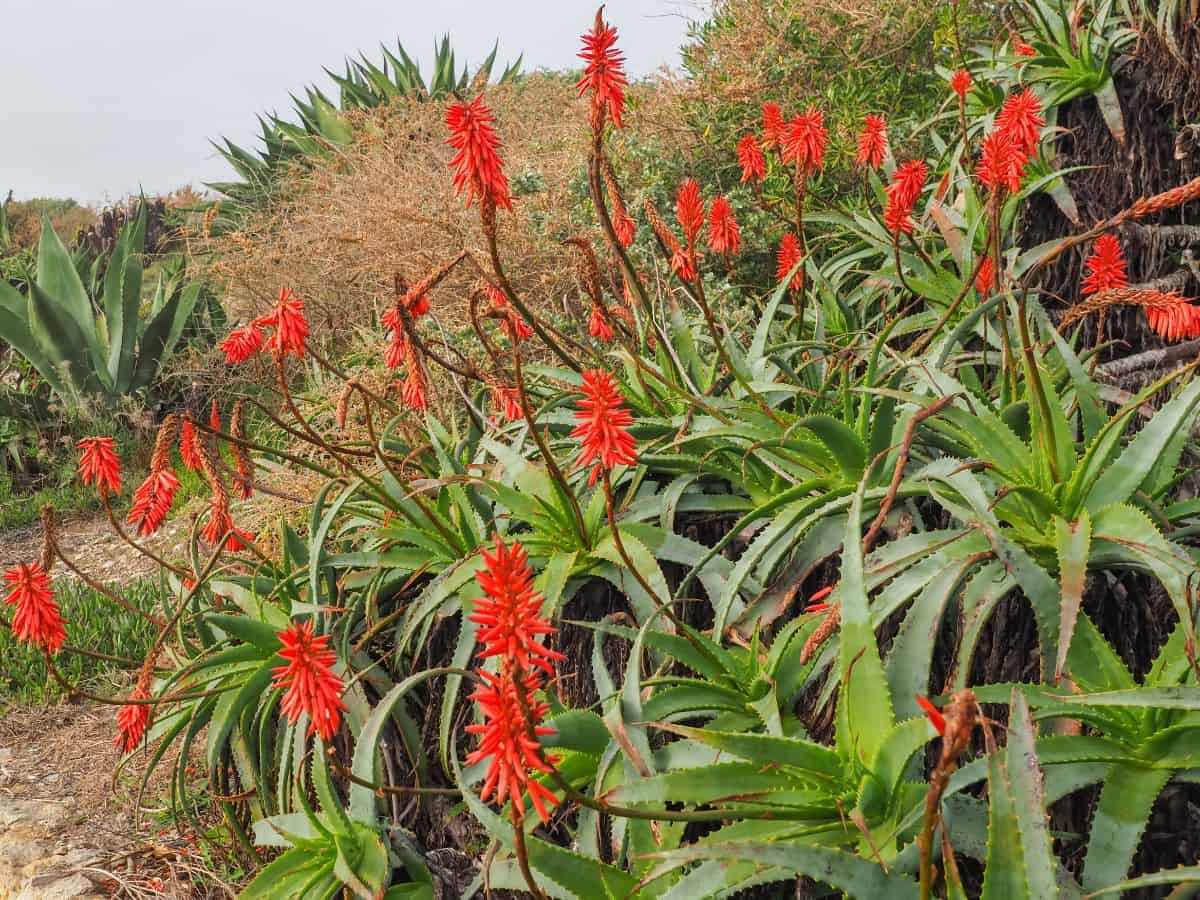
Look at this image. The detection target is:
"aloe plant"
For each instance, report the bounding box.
[0,206,202,404]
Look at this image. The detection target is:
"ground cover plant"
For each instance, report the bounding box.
[6,2,1200,897]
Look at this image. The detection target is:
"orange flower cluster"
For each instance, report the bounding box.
[856,115,889,170]
[272,620,347,742]
[571,369,638,486]
[466,537,563,823]
[221,287,310,363]
[884,161,929,234]
[3,561,65,654]
[577,8,627,130]
[77,436,122,497]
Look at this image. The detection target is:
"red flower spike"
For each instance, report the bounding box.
[977,130,1026,195]
[446,94,513,211]
[180,416,203,472]
[589,306,614,342]
[884,160,928,235]
[1014,36,1037,57]
[470,536,565,676]
[221,321,264,364]
[950,69,972,100]
[577,8,627,130]
[209,400,220,433]
[856,115,888,170]
[675,179,706,245]
[1081,235,1128,296]
[465,668,559,823]
[780,106,828,175]
[402,360,429,411]
[613,209,636,247]
[916,694,946,735]
[737,133,766,183]
[127,468,181,537]
[272,619,347,742]
[3,562,66,654]
[570,369,638,485]
[486,284,534,342]
[976,256,997,298]
[707,196,740,257]
[776,232,804,291]
[115,685,151,754]
[996,89,1044,157]
[264,288,309,359]
[77,437,122,497]
[761,102,785,149]
[494,385,523,422]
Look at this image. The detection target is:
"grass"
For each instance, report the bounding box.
[0,577,166,705]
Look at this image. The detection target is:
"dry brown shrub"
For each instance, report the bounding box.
[201,74,620,337]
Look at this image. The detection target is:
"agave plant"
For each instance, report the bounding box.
[206,37,521,234]
[0,206,203,404]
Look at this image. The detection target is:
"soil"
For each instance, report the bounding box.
[0,511,228,899]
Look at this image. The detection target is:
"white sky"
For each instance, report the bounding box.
[1,0,698,205]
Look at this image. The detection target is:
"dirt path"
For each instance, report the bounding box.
[0,512,190,582]
[0,705,210,899]
[1,514,223,899]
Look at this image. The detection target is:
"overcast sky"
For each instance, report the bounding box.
[2,1,698,205]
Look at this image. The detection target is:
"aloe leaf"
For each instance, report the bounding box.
[0,279,68,395]
[131,280,202,390]
[643,843,919,898]
[1081,763,1171,891]
[102,203,146,392]
[1007,691,1060,899]
[1053,512,1091,685]
[836,478,895,765]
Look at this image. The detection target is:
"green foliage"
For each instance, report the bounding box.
[0,205,206,405]
[0,578,164,703]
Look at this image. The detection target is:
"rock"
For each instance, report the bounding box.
[0,800,102,900]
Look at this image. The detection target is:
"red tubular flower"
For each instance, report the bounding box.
[916,694,946,735]
[115,685,151,754]
[1013,36,1037,58]
[180,415,203,472]
[494,384,523,421]
[737,133,766,183]
[221,321,264,364]
[613,209,636,247]
[761,102,785,148]
[675,179,706,245]
[950,69,973,101]
[3,562,65,654]
[669,247,696,282]
[1081,235,1128,296]
[707,196,740,256]
[577,8,627,129]
[128,469,181,537]
[77,436,122,497]
[976,255,997,298]
[776,232,804,291]
[884,160,929,235]
[446,94,513,211]
[402,360,429,411]
[485,284,534,342]
[263,288,309,359]
[977,130,1026,195]
[465,667,559,823]
[856,115,888,170]
[1143,294,1200,341]
[272,620,347,742]
[589,305,614,342]
[805,584,835,614]
[470,536,565,675]
[996,89,1044,157]
[209,400,220,433]
[780,106,828,175]
[571,368,637,485]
